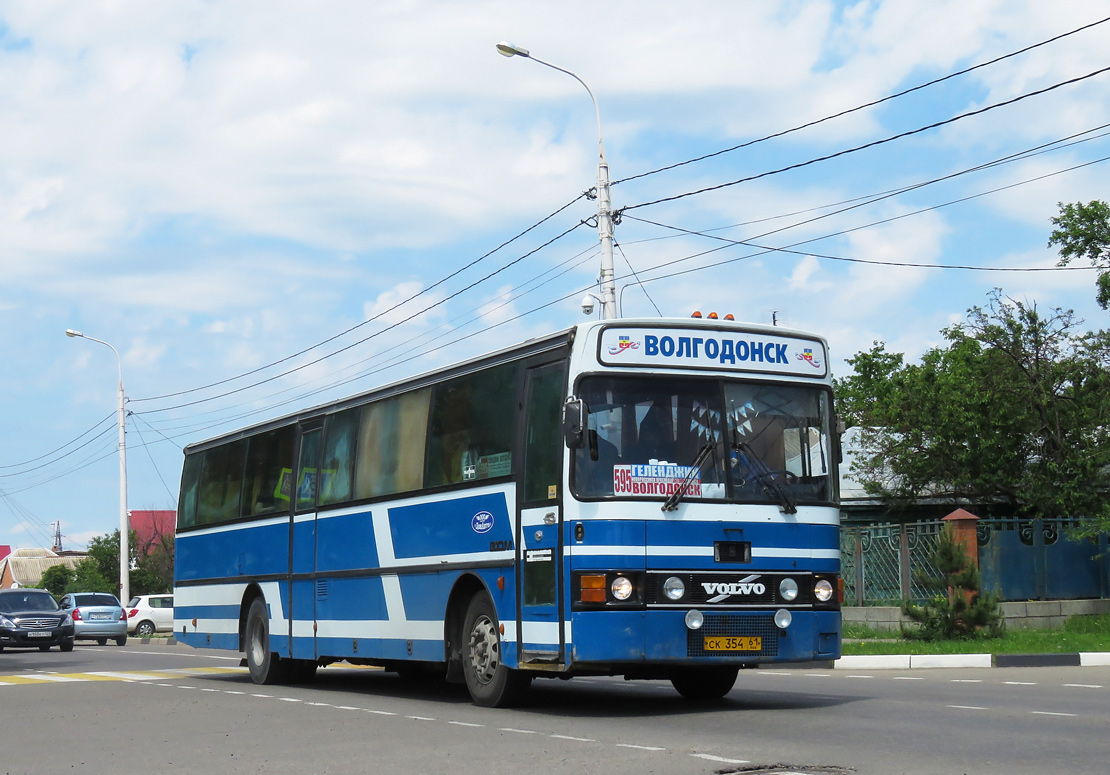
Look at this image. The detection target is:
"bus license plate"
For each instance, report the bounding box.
[703,636,761,652]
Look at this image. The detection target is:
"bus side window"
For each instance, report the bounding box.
[178,453,203,529]
[425,363,518,488]
[242,427,295,518]
[196,440,247,526]
[354,388,431,499]
[320,409,359,505]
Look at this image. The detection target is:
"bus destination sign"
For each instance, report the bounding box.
[598,326,827,377]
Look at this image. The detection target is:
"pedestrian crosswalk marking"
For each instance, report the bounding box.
[0,666,246,686]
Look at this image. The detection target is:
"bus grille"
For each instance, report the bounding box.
[687,613,779,657]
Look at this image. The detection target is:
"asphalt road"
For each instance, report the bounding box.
[2,642,1108,775]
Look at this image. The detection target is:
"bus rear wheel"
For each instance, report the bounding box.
[245,597,289,685]
[462,594,530,708]
[670,665,739,701]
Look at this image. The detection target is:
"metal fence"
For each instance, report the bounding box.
[840,520,946,606]
[842,517,1110,604]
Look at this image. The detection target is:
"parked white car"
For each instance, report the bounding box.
[126,594,174,636]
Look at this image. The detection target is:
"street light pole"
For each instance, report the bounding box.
[496,41,618,320]
[66,329,129,604]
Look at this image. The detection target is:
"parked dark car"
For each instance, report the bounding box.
[59,592,128,646]
[0,588,75,652]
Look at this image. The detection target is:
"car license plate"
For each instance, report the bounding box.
[27,631,51,638]
[90,613,110,620]
[703,636,761,651]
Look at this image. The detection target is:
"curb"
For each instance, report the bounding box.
[835,652,1110,669]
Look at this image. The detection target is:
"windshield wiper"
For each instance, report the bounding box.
[732,439,798,514]
[661,443,716,512]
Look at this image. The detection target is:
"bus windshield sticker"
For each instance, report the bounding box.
[598,327,827,377]
[471,510,495,534]
[613,463,701,497]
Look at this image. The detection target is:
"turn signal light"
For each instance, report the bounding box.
[579,574,606,603]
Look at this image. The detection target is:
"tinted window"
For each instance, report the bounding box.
[425,363,519,488]
[178,452,203,529]
[354,388,432,499]
[242,427,296,517]
[296,428,321,512]
[320,409,359,505]
[196,440,247,525]
[523,364,566,502]
[76,594,120,607]
[0,592,59,613]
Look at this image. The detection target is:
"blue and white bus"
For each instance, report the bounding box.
[174,317,841,706]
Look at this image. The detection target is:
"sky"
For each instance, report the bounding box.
[2,0,1109,551]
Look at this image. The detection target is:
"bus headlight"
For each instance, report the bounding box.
[774,609,792,629]
[778,577,799,602]
[814,579,834,603]
[684,609,704,630]
[611,576,633,601]
[663,576,686,601]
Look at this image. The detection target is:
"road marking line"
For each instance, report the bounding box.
[1030,711,1076,717]
[449,721,484,727]
[845,675,874,679]
[1003,681,1037,686]
[617,744,666,751]
[224,690,246,695]
[175,685,196,690]
[757,671,791,676]
[251,693,272,698]
[500,728,537,734]
[336,705,361,710]
[803,673,831,677]
[551,735,595,742]
[278,697,301,702]
[407,715,435,721]
[366,710,396,716]
[1063,683,1102,689]
[947,705,987,710]
[306,702,332,707]
[951,679,982,683]
[892,677,924,680]
[692,754,750,764]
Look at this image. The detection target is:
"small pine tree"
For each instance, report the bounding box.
[901,524,1004,641]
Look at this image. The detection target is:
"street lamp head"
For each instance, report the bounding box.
[65,329,82,338]
[496,41,529,58]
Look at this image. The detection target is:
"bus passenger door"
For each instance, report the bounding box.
[289,421,321,660]
[516,360,567,665]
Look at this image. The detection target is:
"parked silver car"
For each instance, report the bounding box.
[59,592,128,646]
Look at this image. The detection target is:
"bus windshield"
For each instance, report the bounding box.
[572,375,835,506]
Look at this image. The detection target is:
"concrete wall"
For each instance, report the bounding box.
[843,598,1110,632]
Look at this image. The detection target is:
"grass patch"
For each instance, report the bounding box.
[843,613,1110,655]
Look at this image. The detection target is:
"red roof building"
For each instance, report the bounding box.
[129,510,175,558]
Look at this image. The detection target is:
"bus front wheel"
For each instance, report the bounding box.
[670,665,739,701]
[245,597,288,685]
[462,594,530,708]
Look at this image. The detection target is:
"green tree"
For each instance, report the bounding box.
[38,563,75,597]
[67,558,114,595]
[902,524,1003,641]
[835,290,1110,535]
[85,530,124,590]
[131,533,174,595]
[1049,200,1110,309]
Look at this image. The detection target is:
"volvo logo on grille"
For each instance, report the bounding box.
[702,575,765,603]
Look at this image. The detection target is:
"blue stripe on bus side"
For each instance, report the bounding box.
[388,493,513,560]
[176,521,290,581]
[175,604,241,620]
[316,509,378,572]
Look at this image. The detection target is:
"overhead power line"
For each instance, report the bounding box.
[134,193,587,404]
[616,15,1110,185]
[621,65,1110,213]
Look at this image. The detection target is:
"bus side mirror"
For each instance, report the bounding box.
[563,397,586,449]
